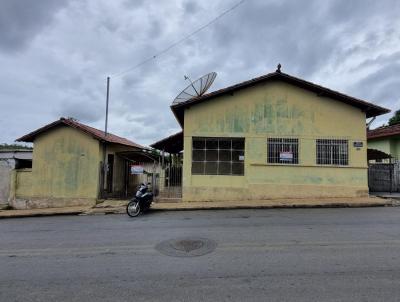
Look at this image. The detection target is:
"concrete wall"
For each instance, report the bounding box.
[182,81,368,201]
[391,138,400,160]
[15,168,33,198]
[0,160,14,208]
[1,152,33,208]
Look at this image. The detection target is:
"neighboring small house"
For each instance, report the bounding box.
[153,69,389,202]
[367,124,400,193]
[367,124,400,162]
[0,150,32,209]
[14,117,154,209]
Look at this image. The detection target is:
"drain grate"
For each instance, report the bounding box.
[155,237,217,257]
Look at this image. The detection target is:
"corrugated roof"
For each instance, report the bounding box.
[150,131,183,154]
[368,123,400,140]
[16,117,145,149]
[171,71,390,127]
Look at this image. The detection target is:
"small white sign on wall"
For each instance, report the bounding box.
[280,151,293,162]
[131,165,144,175]
[239,155,245,161]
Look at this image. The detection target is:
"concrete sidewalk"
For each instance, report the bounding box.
[0,196,393,218]
[370,192,400,199]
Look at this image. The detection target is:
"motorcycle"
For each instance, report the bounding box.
[126,182,153,217]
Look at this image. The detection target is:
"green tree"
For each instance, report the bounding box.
[389,110,400,126]
[0,143,33,150]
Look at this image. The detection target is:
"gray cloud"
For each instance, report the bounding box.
[351,62,400,123]
[183,1,199,14]
[59,100,104,123]
[0,0,69,52]
[1,0,399,145]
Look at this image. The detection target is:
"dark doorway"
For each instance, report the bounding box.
[107,154,114,193]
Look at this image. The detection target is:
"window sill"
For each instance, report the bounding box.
[250,163,367,169]
[191,174,245,176]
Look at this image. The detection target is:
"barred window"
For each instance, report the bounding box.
[192,137,245,175]
[316,139,348,165]
[267,138,299,164]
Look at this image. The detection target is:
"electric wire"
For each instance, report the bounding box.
[111,0,247,77]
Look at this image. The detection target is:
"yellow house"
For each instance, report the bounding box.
[14,117,148,209]
[164,69,389,202]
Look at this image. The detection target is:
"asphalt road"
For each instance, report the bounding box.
[1,207,400,301]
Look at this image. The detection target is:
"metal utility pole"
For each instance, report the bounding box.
[105,76,110,136]
[101,76,110,199]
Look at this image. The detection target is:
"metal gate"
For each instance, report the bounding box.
[121,157,182,201]
[156,155,182,200]
[368,163,395,192]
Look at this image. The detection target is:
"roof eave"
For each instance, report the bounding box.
[150,131,183,153]
[368,133,399,140]
[169,71,390,121]
[15,120,64,142]
[15,137,33,143]
[170,105,184,128]
[15,118,146,149]
[365,107,391,118]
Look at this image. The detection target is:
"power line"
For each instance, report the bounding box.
[111,0,247,77]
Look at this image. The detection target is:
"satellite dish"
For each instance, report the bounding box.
[173,72,217,104]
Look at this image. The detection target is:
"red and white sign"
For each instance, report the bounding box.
[280,151,293,161]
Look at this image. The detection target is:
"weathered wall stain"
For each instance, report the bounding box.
[30,126,100,199]
[192,93,317,137]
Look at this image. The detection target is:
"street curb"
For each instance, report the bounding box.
[0,210,85,219]
[0,200,392,218]
[150,202,391,212]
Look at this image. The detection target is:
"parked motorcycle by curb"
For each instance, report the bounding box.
[126,183,153,217]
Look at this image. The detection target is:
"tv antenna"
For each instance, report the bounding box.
[173,72,217,104]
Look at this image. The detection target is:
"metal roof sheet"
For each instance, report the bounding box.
[16,118,145,149]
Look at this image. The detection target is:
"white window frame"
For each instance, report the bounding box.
[316,139,349,166]
[267,138,299,165]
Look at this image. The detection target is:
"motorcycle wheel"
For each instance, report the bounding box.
[126,200,141,217]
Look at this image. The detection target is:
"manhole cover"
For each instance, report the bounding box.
[155,237,217,257]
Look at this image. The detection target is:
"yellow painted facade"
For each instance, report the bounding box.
[182,81,368,201]
[30,126,101,201]
[12,125,140,208]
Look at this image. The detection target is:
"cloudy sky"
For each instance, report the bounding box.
[1,0,399,146]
